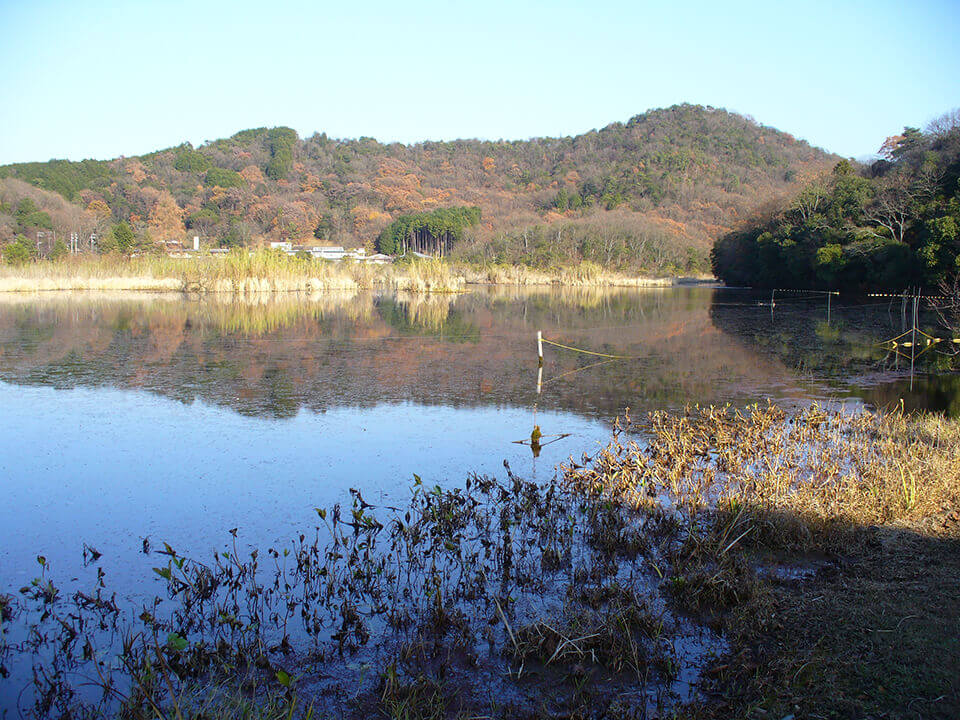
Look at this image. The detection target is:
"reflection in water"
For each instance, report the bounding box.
[707,289,959,415]
[859,374,960,416]
[0,287,798,423]
[0,287,956,421]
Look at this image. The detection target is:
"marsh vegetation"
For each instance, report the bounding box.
[2,404,957,718]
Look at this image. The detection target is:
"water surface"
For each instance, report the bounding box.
[0,286,955,592]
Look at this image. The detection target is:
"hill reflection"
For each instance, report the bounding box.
[1,287,940,420]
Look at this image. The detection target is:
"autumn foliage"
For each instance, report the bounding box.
[0,105,836,267]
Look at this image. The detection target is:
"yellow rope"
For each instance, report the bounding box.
[541,337,642,360]
[543,358,620,386]
[876,329,915,346]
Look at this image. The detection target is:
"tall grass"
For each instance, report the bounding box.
[0,251,467,294]
[459,260,676,287]
[0,252,684,293]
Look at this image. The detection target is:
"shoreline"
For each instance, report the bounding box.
[0,269,714,295]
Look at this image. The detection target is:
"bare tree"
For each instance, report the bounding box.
[925,108,960,138]
[935,274,960,345]
[864,172,915,243]
[865,162,943,244]
[790,175,829,223]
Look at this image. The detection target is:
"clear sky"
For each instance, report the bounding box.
[1,0,958,165]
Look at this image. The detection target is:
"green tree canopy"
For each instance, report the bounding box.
[111,222,136,254]
[377,206,481,256]
[204,167,244,188]
[711,121,960,292]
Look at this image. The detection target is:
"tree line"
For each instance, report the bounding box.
[711,111,960,291]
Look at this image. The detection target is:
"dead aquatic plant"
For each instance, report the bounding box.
[0,252,468,294]
[0,593,13,623]
[4,467,718,719]
[510,589,667,681]
[564,402,960,552]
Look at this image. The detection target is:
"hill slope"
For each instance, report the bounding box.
[0,104,837,272]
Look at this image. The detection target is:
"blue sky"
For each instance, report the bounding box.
[1,0,958,164]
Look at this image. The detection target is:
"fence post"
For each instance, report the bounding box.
[910,294,918,390]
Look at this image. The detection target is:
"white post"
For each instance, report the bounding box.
[193,236,200,251]
[537,331,543,368]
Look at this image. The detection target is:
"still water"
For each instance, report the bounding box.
[0,286,955,601]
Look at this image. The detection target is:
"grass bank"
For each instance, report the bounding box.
[3,405,955,719]
[0,253,693,294]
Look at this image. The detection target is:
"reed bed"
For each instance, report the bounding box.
[2,405,957,719]
[0,252,467,294]
[460,261,675,287]
[0,254,680,294]
[561,404,960,719]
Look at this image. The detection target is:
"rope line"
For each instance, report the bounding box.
[541,337,643,360]
[542,358,621,386]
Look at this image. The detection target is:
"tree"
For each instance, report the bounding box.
[221,219,250,248]
[377,207,481,256]
[173,146,212,173]
[148,191,185,241]
[15,198,53,230]
[3,235,35,265]
[266,127,298,180]
[205,168,245,188]
[49,237,68,260]
[187,208,219,235]
[111,222,135,254]
[864,171,914,244]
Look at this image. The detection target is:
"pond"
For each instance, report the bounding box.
[0,286,955,715]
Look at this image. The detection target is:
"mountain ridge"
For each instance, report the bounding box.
[0,104,839,272]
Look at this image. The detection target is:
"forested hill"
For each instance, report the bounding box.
[711,111,960,291]
[0,104,836,272]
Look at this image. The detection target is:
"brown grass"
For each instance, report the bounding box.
[0,252,467,294]
[563,404,960,719]
[565,403,960,543]
[0,252,694,293]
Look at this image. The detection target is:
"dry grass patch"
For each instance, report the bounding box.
[563,403,960,719]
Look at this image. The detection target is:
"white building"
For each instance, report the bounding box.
[307,246,346,260]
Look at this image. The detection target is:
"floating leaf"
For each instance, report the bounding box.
[275,669,292,687]
[153,567,172,581]
[166,633,187,652]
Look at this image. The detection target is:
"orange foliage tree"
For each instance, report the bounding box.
[148,191,185,241]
